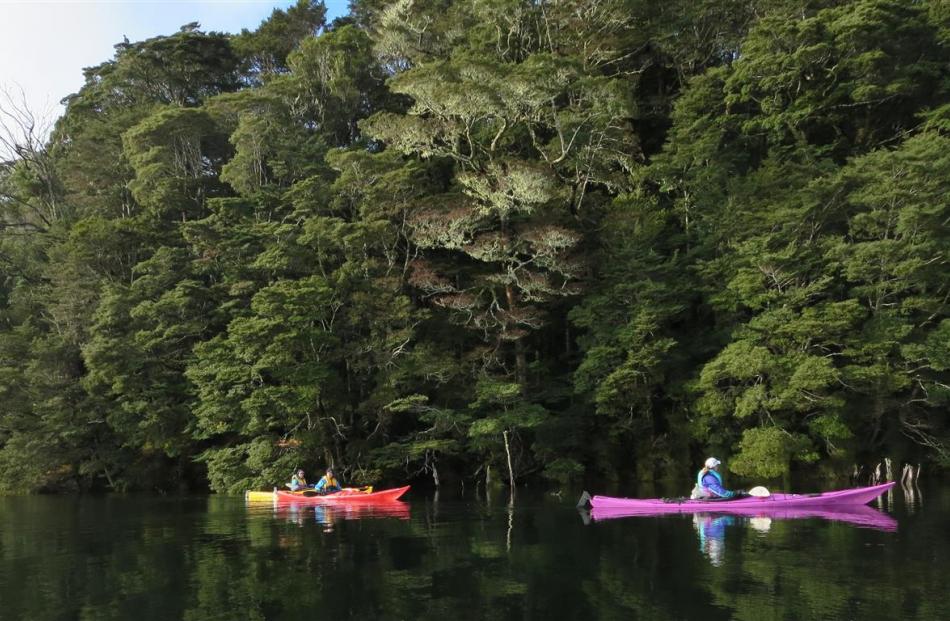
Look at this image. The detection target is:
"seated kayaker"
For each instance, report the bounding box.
[314,467,341,494]
[288,469,308,491]
[691,457,745,500]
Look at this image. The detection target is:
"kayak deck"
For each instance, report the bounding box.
[590,482,894,511]
[246,485,410,504]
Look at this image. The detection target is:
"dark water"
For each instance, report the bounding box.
[0,484,946,620]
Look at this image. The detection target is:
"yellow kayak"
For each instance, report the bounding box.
[245,489,279,503]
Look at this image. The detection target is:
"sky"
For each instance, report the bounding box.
[0,0,349,122]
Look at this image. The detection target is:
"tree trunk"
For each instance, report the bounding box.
[514,339,527,387]
[431,459,440,488]
[503,429,516,496]
[506,495,514,552]
[505,284,527,386]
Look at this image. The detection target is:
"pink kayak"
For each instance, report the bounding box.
[589,482,894,511]
[589,503,898,532]
[246,485,411,504]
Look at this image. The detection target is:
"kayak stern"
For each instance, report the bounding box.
[245,489,277,503]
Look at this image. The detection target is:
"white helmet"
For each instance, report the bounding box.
[704,457,721,469]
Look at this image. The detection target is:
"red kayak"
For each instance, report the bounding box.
[589,482,894,511]
[266,485,410,504]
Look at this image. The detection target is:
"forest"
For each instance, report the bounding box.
[0,0,947,493]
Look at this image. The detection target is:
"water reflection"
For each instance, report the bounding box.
[691,514,773,566]
[692,514,733,566]
[902,482,923,514]
[876,485,896,512]
[266,501,411,530]
[585,503,898,567]
[6,490,948,621]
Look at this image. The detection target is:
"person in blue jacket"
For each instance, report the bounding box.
[314,467,342,494]
[288,469,308,491]
[691,457,747,499]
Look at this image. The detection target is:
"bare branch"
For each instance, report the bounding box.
[0,84,63,230]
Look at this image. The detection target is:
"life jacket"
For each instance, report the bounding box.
[318,475,339,490]
[697,468,722,488]
[695,468,723,496]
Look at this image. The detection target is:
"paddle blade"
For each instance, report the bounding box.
[748,486,771,498]
[576,491,592,508]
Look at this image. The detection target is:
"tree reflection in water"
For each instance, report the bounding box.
[3,491,946,621]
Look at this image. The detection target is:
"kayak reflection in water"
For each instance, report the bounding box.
[692,514,774,567]
[692,514,734,566]
[314,505,336,532]
[690,457,749,500]
[287,503,305,526]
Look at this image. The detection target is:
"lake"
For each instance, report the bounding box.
[0,483,945,620]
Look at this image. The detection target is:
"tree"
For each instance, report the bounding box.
[232,0,327,80]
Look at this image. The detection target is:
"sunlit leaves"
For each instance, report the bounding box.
[730,426,817,479]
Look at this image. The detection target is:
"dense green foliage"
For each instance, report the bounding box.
[1,0,947,492]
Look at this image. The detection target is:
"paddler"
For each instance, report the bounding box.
[691,457,747,499]
[288,469,308,491]
[314,467,342,494]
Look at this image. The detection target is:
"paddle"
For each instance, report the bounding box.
[748,486,771,498]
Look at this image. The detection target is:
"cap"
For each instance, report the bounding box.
[704,457,721,469]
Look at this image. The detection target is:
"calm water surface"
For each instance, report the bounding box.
[0,484,946,620]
